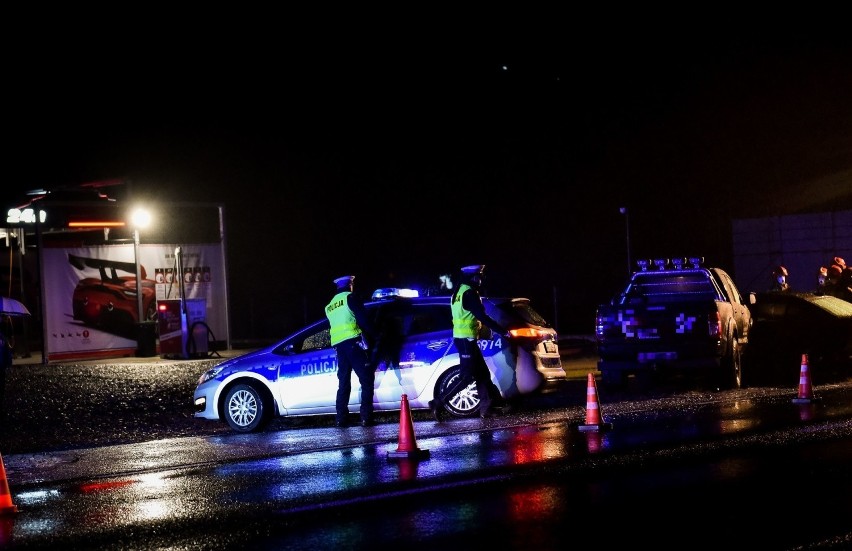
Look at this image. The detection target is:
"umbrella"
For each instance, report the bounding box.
[0,296,31,316]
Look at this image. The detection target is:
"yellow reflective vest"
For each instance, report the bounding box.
[325,291,362,346]
[451,284,480,339]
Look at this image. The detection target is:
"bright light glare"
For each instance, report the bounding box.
[131,208,152,229]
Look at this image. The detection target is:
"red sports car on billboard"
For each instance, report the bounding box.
[69,254,157,337]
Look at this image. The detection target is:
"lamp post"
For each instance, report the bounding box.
[130,208,152,323]
[619,207,631,276]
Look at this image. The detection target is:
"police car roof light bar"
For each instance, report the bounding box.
[372,288,420,300]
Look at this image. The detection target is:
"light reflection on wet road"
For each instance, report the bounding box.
[3,380,852,549]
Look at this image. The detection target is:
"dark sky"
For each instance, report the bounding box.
[6,22,852,336]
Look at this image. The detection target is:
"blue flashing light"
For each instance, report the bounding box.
[372,288,420,300]
[397,288,419,298]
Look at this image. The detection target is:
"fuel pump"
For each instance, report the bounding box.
[157,246,208,359]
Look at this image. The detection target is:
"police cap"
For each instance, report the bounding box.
[334,275,355,288]
[461,265,486,275]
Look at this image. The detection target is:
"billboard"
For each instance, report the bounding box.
[42,243,228,361]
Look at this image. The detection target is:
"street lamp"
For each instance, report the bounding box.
[619,207,631,276]
[130,208,152,322]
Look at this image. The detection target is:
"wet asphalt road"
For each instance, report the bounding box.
[2,350,852,550]
[3,347,852,550]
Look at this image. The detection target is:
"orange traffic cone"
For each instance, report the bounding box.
[577,372,612,432]
[0,451,18,516]
[792,354,821,404]
[387,394,430,460]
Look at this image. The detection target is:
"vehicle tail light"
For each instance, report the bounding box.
[507,327,548,340]
[708,312,722,338]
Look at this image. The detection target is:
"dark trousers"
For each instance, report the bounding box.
[334,338,375,422]
[439,337,495,412]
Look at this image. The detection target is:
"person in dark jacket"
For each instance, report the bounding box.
[769,265,790,292]
[824,264,844,298]
[429,264,509,421]
[325,275,376,427]
[815,266,829,294]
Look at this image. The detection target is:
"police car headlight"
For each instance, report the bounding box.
[197,366,224,385]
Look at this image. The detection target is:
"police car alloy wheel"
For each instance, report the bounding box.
[438,365,481,418]
[224,383,268,432]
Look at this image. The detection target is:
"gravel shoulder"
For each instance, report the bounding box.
[0,354,237,455]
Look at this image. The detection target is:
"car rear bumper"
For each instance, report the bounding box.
[536,353,566,379]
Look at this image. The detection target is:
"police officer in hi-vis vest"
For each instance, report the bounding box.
[429,265,508,421]
[325,275,376,427]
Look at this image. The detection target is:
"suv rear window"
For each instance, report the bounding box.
[621,272,718,304]
[486,298,551,328]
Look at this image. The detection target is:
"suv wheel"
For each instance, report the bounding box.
[718,331,743,390]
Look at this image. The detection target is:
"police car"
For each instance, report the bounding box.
[194,288,565,432]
